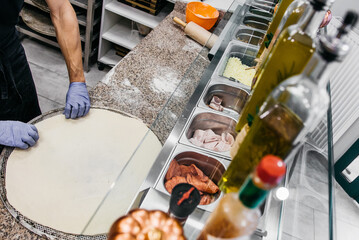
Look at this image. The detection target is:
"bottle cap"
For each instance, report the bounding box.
[310,0,334,10]
[319,11,358,62]
[169,183,200,218]
[343,11,358,26]
[256,155,286,185]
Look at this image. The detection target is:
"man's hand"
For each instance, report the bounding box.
[64,82,90,119]
[45,0,91,119]
[0,121,39,149]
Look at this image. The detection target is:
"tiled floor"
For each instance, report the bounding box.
[21,37,109,113]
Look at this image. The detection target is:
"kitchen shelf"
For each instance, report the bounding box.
[24,0,49,11]
[105,0,172,29]
[77,14,87,26]
[69,0,102,10]
[23,0,101,27]
[16,25,58,48]
[81,31,99,42]
[102,21,144,50]
[99,48,123,67]
[77,14,101,27]
[98,0,174,69]
[20,0,103,72]
[17,23,98,58]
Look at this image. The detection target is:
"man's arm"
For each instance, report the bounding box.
[45,0,90,119]
[45,0,84,83]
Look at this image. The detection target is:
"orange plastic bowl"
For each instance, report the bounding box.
[186,2,219,30]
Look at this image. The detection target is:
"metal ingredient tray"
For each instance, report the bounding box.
[253,0,277,7]
[154,144,231,212]
[242,12,271,31]
[248,3,274,19]
[233,27,266,46]
[247,0,275,20]
[210,0,273,57]
[197,81,250,120]
[178,108,237,159]
[212,40,258,91]
[228,3,273,48]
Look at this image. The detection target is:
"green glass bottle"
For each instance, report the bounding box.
[198,155,286,240]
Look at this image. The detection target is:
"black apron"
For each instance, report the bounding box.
[0,35,42,122]
[0,0,42,152]
[0,0,42,123]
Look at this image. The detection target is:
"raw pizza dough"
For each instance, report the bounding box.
[5,109,162,235]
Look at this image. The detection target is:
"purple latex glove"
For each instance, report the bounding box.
[64,82,91,119]
[0,121,39,149]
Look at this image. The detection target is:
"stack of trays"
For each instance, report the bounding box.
[118,0,166,15]
[20,4,55,37]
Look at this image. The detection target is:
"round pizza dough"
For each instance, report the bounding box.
[5,109,162,235]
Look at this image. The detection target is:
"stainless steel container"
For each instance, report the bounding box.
[154,144,230,212]
[234,27,266,46]
[179,108,237,158]
[197,83,250,120]
[252,0,277,8]
[242,13,271,31]
[249,4,274,18]
[212,40,258,91]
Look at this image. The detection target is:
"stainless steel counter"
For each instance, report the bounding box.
[82,1,336,239]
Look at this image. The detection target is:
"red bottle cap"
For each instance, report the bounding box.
[256,155,286,185]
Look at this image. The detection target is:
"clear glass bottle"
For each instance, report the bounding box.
[236,0,332,132]
[220,11,357,193]
[197,155,286,240]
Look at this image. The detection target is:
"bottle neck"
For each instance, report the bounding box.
[302,52,337,88]
[297,3,327,38]
[238,177,268,209]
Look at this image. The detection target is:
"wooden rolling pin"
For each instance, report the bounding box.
[173,17,218,49]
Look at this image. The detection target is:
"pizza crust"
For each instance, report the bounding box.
[5,109,162,235]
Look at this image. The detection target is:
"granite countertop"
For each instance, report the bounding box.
[0,2,216,239]
[90,2,212,143]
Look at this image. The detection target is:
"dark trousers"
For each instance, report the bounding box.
[0,33,41,122]
[0,31,42,152]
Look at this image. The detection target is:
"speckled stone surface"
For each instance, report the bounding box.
[90,3,212,143]
[0,199,45,240]
[0,2,219,239]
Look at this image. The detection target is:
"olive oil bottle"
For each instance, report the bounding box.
[220,103,303,193]
[256,0,296,58]
[255,0,309,73]
[220,11,357,193]
[236,0,331,132]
